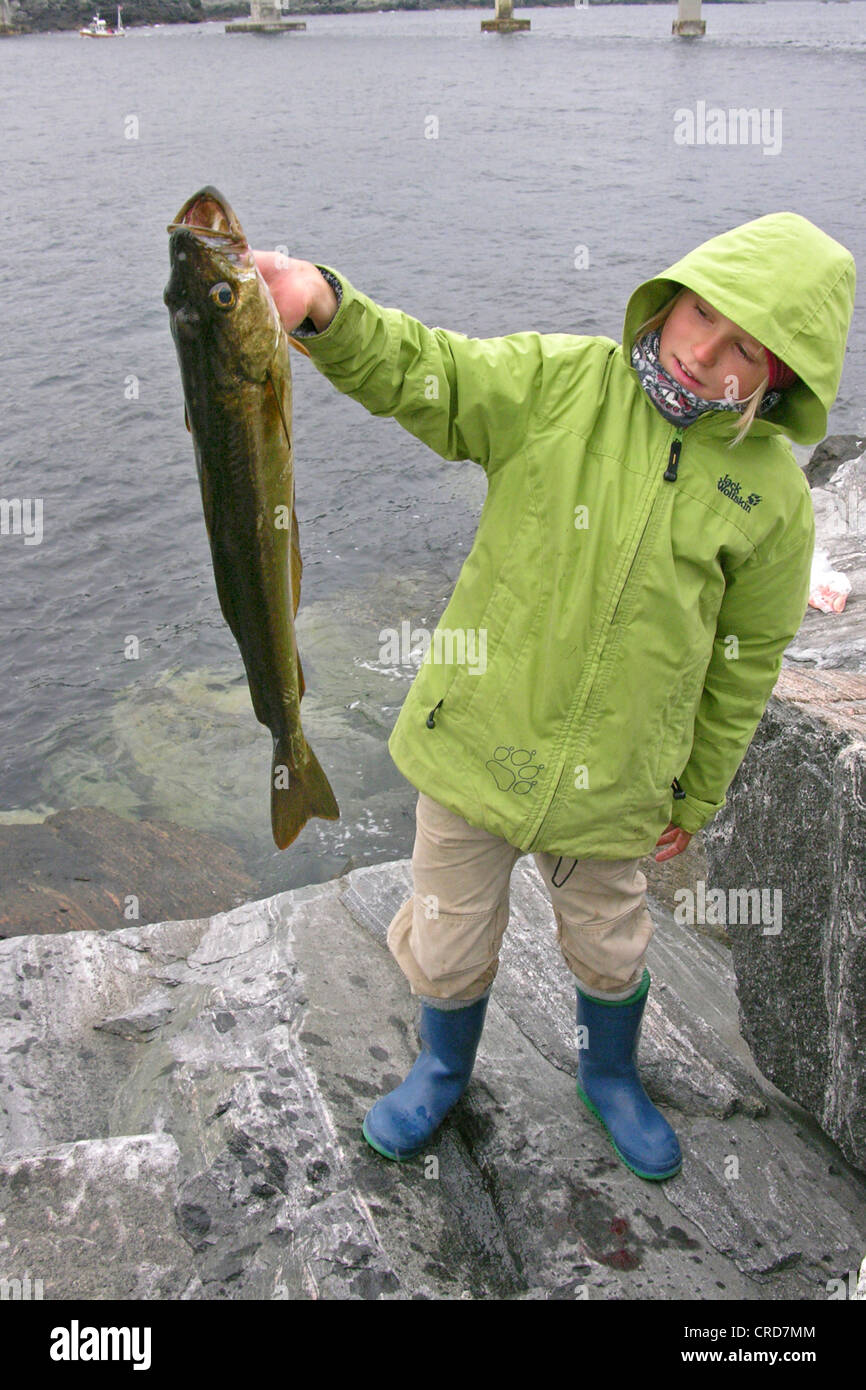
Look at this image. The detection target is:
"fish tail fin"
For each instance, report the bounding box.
[271,735,340,850]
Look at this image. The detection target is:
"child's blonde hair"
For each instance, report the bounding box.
[633,287,772,448]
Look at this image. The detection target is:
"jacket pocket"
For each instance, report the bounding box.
[434,580,510,727]
[653,664,707,793]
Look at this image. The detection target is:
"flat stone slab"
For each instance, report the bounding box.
[0,859,863,1299]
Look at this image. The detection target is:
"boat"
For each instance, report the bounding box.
[79,6,125,36]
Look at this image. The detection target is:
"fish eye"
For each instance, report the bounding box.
[209,282,236,309]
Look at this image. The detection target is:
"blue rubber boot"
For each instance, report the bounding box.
[362,993,490,1161]
[576,968,682,1181]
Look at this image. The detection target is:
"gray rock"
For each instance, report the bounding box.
[703,666,866,1178]
[1,853,864,1299]
[804,435,866,491]
[788,451,866,673]
[0,1133,191,1300]
[94,989,179,1040]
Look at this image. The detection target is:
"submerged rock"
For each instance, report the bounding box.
[0,806,254,937]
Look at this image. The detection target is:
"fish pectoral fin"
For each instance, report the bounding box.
[290,506,303,617]
[295,645,306,700]
[271,735,339,850]
[184,404,191,433]
[266,367,293,455]
[287,335,311,358]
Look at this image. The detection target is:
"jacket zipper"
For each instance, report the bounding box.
[664,427,684,481]
[427,426,691,815]
[666,430,689,803]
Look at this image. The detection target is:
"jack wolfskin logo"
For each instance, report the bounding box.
[485,746,544,795]
[717,474,762,512]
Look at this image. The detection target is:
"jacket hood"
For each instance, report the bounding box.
[621,212,856,445]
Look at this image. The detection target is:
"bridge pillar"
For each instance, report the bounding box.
[482,0,530,34]
[673,0,705,37]
[226,0,306,33]
[0,0,19,34]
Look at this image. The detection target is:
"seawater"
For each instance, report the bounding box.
[1,3,864,896]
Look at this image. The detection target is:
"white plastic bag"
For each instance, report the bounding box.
[808,548,851,614]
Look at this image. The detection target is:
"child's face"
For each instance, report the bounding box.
[658,290,768,401]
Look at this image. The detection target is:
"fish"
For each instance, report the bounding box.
[163,185,339,849]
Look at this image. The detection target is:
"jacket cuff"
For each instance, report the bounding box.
[288,265,346,339]
[669,785,725,834]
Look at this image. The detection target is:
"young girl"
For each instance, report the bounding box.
[255,212,855,1181]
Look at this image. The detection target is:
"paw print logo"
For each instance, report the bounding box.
[485,746,545,795]
[746,492,762,507]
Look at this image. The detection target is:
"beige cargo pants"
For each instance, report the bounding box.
[387,793,655,1007]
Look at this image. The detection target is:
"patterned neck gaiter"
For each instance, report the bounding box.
[631,329,782,427]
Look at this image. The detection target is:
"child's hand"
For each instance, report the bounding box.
[252,251,339,334]
[654,821,692,861]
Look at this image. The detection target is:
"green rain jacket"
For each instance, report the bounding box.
[299,213,855,857]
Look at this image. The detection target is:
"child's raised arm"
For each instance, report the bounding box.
[252,254,564,473]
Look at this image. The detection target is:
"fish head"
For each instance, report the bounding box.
[164,186,284,390]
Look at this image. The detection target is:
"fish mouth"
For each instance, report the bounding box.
[167,185,246,243]
[166,185,255,275]
[164,185,282,366]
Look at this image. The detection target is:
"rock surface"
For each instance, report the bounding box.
[789,449,866,672]
[703,666,866,1178]
[0,807,255,938]
[804,435,865,491]
[1,856,864,1299]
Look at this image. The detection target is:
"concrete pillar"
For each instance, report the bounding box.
[482,0,530,33]
[0,0,18,34]
[673,0,705,37]
[226,0,306,32]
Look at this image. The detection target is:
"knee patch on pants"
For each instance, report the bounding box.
[555,902,654,995]
[387,893,507,999]
[409,894,504,986]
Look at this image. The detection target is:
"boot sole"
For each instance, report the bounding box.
[361,1117,422,1162]
[576,1083,682,1181]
